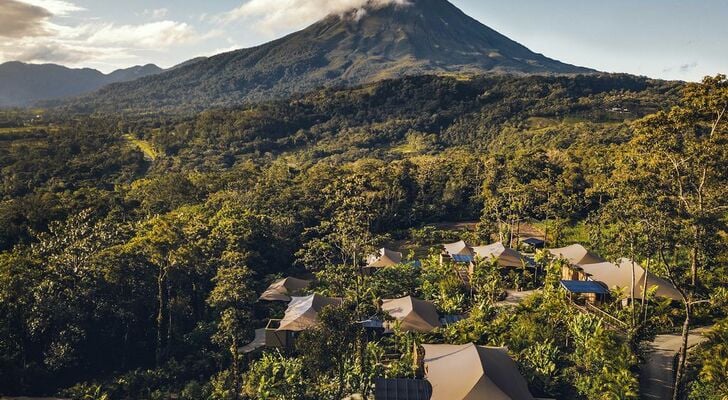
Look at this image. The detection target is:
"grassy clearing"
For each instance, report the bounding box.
[0,126,50,134]
[123,134,159,161]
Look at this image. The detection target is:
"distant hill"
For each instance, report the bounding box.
[0,62,162,108]
[69,0,595,112]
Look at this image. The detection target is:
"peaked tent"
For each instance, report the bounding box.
[381,296,441,333]
[259,277,311,302]
[367,248,404,268]
[423,343,535,400]
[277,294,343,332]
[548,244,605,266]
[579,258,682,301]
[472,242,524,268]
[443,240,473,257]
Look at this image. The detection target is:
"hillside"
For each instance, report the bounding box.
[69,0,594,112]
[1,71,726,400]
[0,62,162,108]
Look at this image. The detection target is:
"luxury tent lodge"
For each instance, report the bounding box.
[381,296,441,333]
[550,244,682,304]
[472,242,525,268]
[441,240,526,268]
[258,277,311,302]
[579,258,682,302]
[441,240,475,264]
[559,280,610,305]
[422,343,536,400]
[265,294,342,348]
[365,248,404,274]
[548,244,605,274]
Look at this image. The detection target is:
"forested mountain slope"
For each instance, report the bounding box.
[67,0,594,112]
[3,73,725,400]
[0,62,162,108]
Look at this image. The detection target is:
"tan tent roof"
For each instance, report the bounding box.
[579,258,682,301]
[473,242,524,268]
[548,244,605,266]
[277,294,343,331]
[443,240,473,257]
[366,248,403,268]
[381,296,441,333]
[258,277,311,302]
[423,343,535,400]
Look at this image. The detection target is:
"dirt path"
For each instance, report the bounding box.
[495,289,539,307]
[639,328,709,400]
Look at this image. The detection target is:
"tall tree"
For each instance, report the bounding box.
[611,75,727,400]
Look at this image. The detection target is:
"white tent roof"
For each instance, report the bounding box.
[258,277,311,302]
[579,258,682,301]
[381,296,441,333]
[423,343,535,400]
[548,244,605,266]
[277,294,342,332]
[443,240,473,257]
[366,248,403,268]
[472,242,524,268]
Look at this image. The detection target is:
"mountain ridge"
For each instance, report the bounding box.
[0,61,163,108]
[67,0,595,112]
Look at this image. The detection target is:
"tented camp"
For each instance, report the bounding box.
[441,240,474,264]
[560,280,610,305]
[472,242,525,268]
[266,294,342,348]
[381,296,441,333]
[548,244,605,279]
[423,343,535,400]
[365,248,404,273]
[579,258,682,301]
[278,294,342,331]
[443,240,473,256]
[548,244,605,266]
[258,277,311,302]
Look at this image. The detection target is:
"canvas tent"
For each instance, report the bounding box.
[258,277,311,302]
[579,258,682,301]
[472,242,524,268]
[381,296,441,333]
[367,248,404,268]
[277,294,343,332]
[548,244,605,266]
[560,280,610,304]
[442,240,473,257]
[423,343,535,400]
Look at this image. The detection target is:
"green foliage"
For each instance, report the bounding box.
[688,319,728,400]
[243,352,307,400]
[418,254,467,313]
[0,74,724,398]
[470,257,506,303]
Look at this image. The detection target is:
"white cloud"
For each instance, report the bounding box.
[20,0,84,16]
[143,8,169,20]
[221,0,410,34]
[0,1,211,71]
[86,21,198,48]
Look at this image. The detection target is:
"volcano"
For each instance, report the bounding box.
[73,0,594,111]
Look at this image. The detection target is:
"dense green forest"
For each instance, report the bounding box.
[0,74,726,400]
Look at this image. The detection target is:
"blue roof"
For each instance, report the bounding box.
[375,378,432,400]
[560,280,609,294]
[452,254,474,263]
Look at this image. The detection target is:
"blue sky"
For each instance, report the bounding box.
[0,0,725,81]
